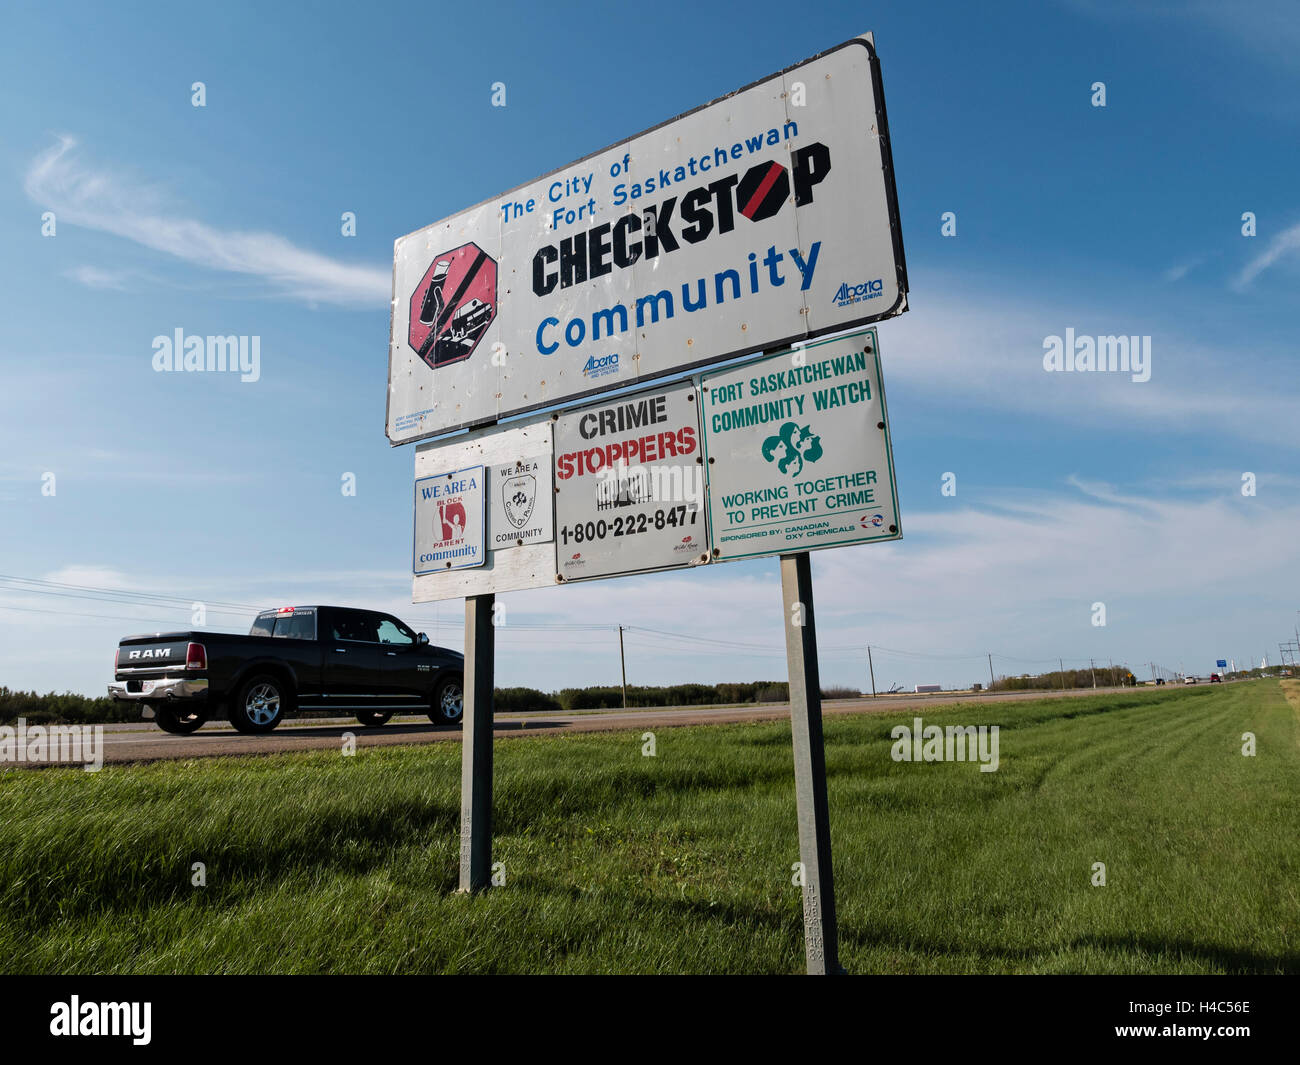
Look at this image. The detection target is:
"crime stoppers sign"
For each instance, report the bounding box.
[414,466,486,573]
[388,33,907,444]
[700,329,900,561]
[554,382,707,582]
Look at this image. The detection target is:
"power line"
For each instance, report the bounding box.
[0,602,201,627]
[0,574,262,613]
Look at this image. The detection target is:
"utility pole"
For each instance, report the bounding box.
[1090,658,1097,690]
[1059,657,1066,691]
[987,653,995,692]
[1108,658,1114,687]
[867,645,877,698]
[618,625,628,710]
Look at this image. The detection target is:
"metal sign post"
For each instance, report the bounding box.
[458,593,495,893]
[780,551,840,974]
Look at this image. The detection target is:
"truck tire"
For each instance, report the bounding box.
[356,710,393,728]
[429,674,464,726]
[155,703,206,735]
[230,674,288,733]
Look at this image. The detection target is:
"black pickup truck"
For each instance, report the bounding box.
[109,605,463,735]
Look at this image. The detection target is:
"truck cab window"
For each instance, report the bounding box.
[332,611,380,643]
[273,614,314,640]
[377,618,413,645]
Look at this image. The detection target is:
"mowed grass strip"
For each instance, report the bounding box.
[0,682,1295,974]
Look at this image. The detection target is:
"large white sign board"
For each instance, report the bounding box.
[700,330,900,560]
[388,33,907,444]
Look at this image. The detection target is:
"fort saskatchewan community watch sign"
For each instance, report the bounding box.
[701,329,899,560]
[387,33,907,444]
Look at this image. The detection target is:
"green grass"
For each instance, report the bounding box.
[1,681,1296,973]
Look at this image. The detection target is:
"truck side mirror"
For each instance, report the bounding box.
[417,632,429,646]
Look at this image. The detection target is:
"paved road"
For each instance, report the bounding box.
[54,686,1135,766]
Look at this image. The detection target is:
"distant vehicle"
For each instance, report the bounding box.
[1210,673,1222,683]
[110,606,464,735]
[914,684,942,694]
[1154,678,1166,686]
[1183,676,1197,684]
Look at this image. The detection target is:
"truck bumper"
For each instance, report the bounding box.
[108,677,209,718]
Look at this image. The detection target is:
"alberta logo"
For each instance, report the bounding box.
[831,278,884,308]
[583,353,620,379]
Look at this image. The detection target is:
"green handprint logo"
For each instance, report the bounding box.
[762,422,824,478]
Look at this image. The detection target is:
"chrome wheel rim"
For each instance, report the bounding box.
[441,682,463,721]
[245,683,280,725]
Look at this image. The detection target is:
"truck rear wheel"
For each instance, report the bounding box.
[230,674,288,733]
[429,674,464,726]
[155,703,206,735]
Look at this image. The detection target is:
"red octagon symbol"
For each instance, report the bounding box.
[408,242,497,369]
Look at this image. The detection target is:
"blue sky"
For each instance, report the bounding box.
[2,0,1298,696]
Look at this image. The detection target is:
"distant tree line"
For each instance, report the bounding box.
[0,688,127,725]
[989,667,1138,692]
[3,682,863,725]
[514,682,859,712]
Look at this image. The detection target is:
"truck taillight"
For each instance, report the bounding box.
[114,648,120,671]
[185,642,207,670]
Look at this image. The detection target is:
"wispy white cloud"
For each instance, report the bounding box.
[883,279,1300,447]
[1163,255,1206,282]
[1233,220,1300,289]
[1063,1,1300,68]
[25,136,390,307]
[64,265,131,290]
[43,565,133,590]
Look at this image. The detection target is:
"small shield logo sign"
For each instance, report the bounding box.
[502,475,536,529]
